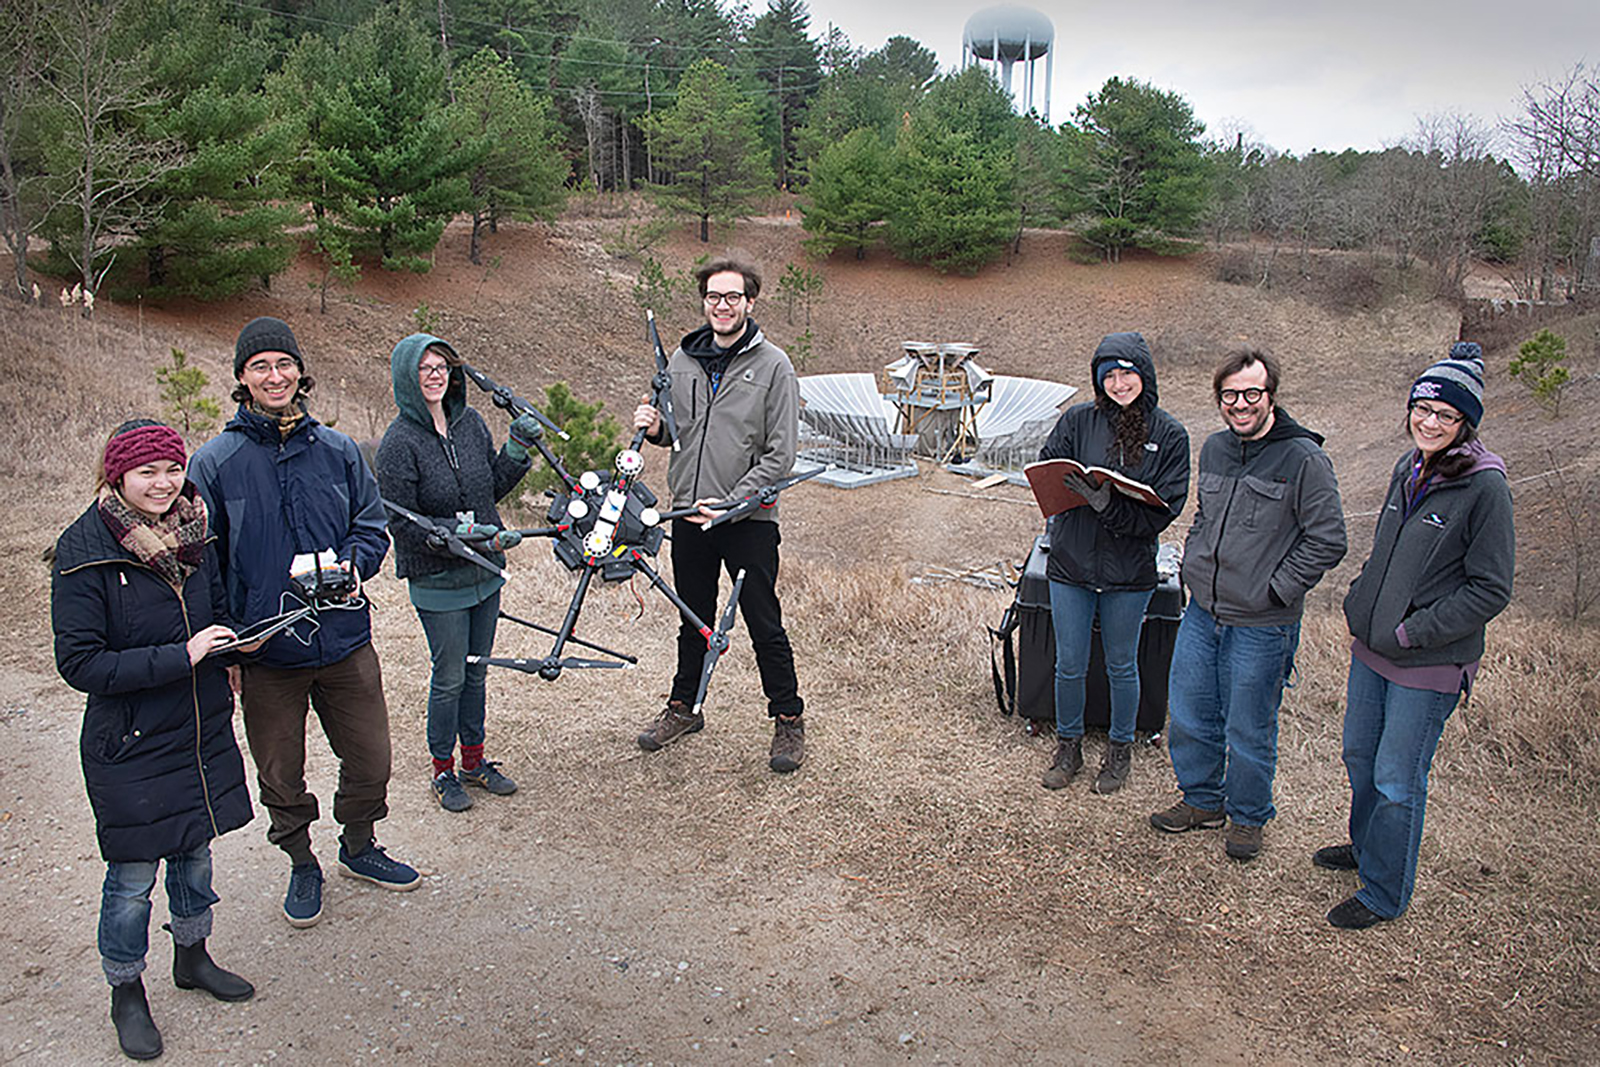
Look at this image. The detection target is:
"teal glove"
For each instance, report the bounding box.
[489,529,523,551]
[505,414,541,462]
[455,521,497,540]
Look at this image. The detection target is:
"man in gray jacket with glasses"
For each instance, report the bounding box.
[1149,348,1347,861]
[631,255,806,773]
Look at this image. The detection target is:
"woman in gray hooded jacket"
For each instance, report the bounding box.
[1319,344,1514,929]
[375,335,536,812]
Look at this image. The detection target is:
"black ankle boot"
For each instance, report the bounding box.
[110,977,163,1060]
[167,926,255,1002]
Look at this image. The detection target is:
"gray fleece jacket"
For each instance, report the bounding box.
[649,320,798,523]
[1182,409,1348,626]
[1343,441,1514,667]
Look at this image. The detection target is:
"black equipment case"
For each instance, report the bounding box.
[990,533,1183,735]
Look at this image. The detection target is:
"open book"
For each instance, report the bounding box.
[1023,457,1171,518]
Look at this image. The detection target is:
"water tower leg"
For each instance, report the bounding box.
[1024,32,1033,113]
[1044,50,1053,124]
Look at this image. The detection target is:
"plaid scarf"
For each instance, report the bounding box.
[247,399,307,440]
[97,483,209,590]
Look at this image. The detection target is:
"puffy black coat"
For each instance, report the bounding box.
[51,504,253,863]
[1039,333,1190,590]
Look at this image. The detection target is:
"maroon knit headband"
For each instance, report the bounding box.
[103,425,187,486]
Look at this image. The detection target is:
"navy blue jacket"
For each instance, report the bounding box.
[188,406,390,670]
[52,503,253,863]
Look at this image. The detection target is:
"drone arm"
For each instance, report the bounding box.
[627,552,714,639]
[380,499,507,579]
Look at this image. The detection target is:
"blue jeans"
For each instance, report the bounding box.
[1166,602,1300,826]
[1342,657,1459,918]
[416,591,501,764]
[99,843,218,985]
[1049,581,1153,744]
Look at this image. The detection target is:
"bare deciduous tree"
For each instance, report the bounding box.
[40,0,185,311]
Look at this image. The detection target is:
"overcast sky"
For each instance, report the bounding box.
[801,0,1598,155]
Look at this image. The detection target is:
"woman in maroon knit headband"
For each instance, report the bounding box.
[51,419,256,1059]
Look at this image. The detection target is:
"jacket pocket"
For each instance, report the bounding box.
[1240,474,1288,530]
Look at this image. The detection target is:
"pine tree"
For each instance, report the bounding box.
[884,67,1018,276]
[124,0,299,300]
[283,4,477,271]
[1064,76,1208,262]
[640,60,773,243]
[744,0,820,189]
[449,49,568,264]
[800,127,888,259]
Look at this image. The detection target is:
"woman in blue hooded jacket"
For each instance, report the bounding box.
[374,336,537,812]
[52,420,255,1060]
[1318,344,1514,929]
[1037,333,1190,795]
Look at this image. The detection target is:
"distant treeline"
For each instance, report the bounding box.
[2,0,1596,301]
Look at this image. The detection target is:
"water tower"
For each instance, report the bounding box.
[962,6,1054,122]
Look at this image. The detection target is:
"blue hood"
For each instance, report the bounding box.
[1089,332,1159,410]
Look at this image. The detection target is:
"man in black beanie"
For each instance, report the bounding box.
[189,317,419,929]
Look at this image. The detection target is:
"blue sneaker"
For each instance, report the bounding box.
[283,863,324,927]
[337,841,421,891]
[458,760,518,796]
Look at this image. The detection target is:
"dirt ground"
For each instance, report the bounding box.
[1,212,1597,1065]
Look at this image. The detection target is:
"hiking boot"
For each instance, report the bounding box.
[432,771,473,812]
[459,760,518,795]
[1313,843,1358,871]
[1149,799,1225,833]
[769,715,805,773]
[637,700,704,752]
[337,841,421,891]
[110,977,162,1060]
[1092,740,1133,795]
[1328,895,1388,929]
[1224,821,1264,861]
[1040,737,1083,790]
[283,862,323,928]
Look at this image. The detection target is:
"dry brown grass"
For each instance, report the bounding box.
[5,234,1598,1062]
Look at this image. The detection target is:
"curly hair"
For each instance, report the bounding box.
[1097,394,1149,469]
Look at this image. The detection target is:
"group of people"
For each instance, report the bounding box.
[50,255,808,1059]
[1037,335,1514,933]
[50,249,1514,1060]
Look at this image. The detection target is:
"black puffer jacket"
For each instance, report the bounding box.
[1038,333,1190,590]
[51,502,253,863]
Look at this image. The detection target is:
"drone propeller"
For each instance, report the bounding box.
[467,654,632,680]
[652,465,829,528]
[459,362,570,441]
[646,310,681,452]
[690,567,746,717]
[381,498,506,578]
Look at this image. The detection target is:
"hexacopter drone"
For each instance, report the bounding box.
[381,311,819,717]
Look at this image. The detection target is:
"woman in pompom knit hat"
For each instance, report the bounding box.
[50,420,255,1059]
[1318,342,1515,929]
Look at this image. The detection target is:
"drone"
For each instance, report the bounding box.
[382,310,821,717]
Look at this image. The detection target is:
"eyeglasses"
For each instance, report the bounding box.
[1410,401,1464,427]
[703,291,746,307]
[244,357,298,377]
[418,363,450,380]
[1219,387,1267,405]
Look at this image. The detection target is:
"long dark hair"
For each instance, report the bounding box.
[1402,410,1479,480]
[1098,394,1149,469]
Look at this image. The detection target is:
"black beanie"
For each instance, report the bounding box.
[234,317,304,378]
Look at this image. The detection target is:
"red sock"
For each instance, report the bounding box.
[461,744,484,772]
[432,756,454,776]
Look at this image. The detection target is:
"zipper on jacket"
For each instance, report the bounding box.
[175,586,222,839]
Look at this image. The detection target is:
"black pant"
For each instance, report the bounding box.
[669,518,803,717]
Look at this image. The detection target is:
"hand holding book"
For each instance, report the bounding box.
[1062,471,1110,512]
[1024,458,1171,518]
